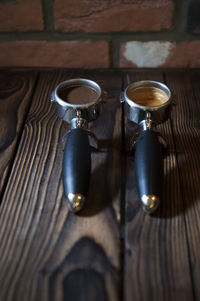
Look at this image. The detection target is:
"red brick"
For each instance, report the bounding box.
[0,41,110,68]
[120,41,200,68]
[0,0,43,31]
[55,0,174,32]
[163,41,200,67]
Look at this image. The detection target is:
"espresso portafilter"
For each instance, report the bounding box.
[123,81,171,213]
[51,79,103,212]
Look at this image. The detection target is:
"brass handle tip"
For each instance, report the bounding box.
[67,193,85,213]
[141,194,160,214]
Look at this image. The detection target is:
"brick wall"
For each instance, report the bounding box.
[0,0,200,68]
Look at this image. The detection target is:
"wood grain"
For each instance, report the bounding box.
[0,70,122,301]
[124,70,194,301]
[0,70,37,199]
[165,70,200,300]
[0,68,200,301]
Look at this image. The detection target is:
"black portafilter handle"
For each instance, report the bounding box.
[134,129,163,214]
[63,127,91,212]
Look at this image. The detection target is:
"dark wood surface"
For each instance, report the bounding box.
[0,70,37,200]
[0,69,199,301]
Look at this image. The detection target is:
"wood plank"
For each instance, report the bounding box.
[0,70,37,199]
[124,70,194,301]
[165,70,200,300]
[0,69,122,301]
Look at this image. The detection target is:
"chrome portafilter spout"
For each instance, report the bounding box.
[51,79,103,212]
[123,81,172,214]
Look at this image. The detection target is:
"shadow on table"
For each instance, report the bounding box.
[77,137,121,217]
[152,138,199,219]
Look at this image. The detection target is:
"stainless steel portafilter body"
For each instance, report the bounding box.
[51,79,103,212]
[123,80,172,213]
[52,79,102,124]
[124,80,171,125]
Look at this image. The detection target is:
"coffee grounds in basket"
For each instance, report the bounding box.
[58,85,98,105]
[127,86,168,106]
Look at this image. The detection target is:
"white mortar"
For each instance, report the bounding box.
[124,41,172,67]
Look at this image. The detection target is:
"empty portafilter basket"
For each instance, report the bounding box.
[51,79,103,212]
[122,80,172,213]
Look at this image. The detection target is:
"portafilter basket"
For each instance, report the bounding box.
[123,81,172,213]
[51,79,103,212]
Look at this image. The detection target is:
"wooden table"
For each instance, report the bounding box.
[0,68,199,301]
